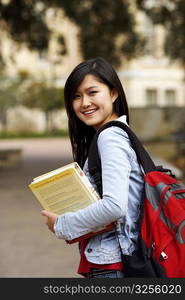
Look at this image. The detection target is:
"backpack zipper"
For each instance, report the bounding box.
[151,242,169,261]
[160,251,168,261]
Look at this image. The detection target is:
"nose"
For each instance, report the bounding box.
[81,95,91,108]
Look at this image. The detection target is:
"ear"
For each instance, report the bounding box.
[110,89,118,103]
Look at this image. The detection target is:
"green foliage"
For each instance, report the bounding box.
[0,82,16,111]
[0,0,49,51]
[0,0,145,67]
[0,75,64,130]
[136,0,185,64]
[0,77,23,126]
[0,129,68,138]
[60,0,145,66]
[21,80,65,112]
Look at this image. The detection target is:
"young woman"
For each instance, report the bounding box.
[42,57,144,278]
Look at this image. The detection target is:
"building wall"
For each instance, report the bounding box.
[119,62,184,107]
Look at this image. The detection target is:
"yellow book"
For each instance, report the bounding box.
[29,162,115,243]
[28,162,100,215]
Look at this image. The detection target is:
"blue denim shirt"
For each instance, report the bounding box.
[54,115,144,264]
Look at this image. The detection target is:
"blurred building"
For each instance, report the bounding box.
[119,11,184,107]
[1,8,184,108]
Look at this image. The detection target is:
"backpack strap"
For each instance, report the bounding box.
[88,120,157,196]
[88,131,103,197]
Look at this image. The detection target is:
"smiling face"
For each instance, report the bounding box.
[72,74,118,130]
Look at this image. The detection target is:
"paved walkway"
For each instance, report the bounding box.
[0,138,81,278]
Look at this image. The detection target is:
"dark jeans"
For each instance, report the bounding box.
[87,269,125,278]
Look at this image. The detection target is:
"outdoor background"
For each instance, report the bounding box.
[0,0,185,278]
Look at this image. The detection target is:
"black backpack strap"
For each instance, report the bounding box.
[88,132,103,197]
[88,120,156,189]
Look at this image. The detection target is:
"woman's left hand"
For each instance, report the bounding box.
[41,210,58,233]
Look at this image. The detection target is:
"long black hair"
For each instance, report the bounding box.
[64,57,129,167]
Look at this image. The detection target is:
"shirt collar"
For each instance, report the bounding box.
[117,115,128,125]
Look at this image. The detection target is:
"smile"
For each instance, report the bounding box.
[82,109,98,115]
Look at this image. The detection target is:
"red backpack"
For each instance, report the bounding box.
[88,120,185,278]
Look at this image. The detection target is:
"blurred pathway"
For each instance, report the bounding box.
[0,138,81,278]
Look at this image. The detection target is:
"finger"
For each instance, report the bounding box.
[41,210,50,217]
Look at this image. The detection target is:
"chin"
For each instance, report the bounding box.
[82,118,96,125]
[85,122,97,127]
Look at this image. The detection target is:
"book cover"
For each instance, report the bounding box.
[29,162,114,243]
[29,162,100,215]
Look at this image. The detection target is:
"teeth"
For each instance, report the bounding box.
[83,109,97,115]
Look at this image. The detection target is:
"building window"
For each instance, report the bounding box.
[165,89,176,106]
[146,89,158,106]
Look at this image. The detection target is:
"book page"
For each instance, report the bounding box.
[29,169,98,215]
[33,162,77,183]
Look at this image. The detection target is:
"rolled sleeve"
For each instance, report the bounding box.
[54,126,134,241]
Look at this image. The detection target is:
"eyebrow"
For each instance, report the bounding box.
[85,86,99,90]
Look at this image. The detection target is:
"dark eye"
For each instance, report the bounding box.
[73,94,80,100]
[90,91,98,95]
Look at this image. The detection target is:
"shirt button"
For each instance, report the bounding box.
[87,248,92,253]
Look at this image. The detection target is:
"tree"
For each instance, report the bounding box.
[0,0,144,67]
[136,0,185,65]
[20,79,64,130]
[0,77,23,129]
